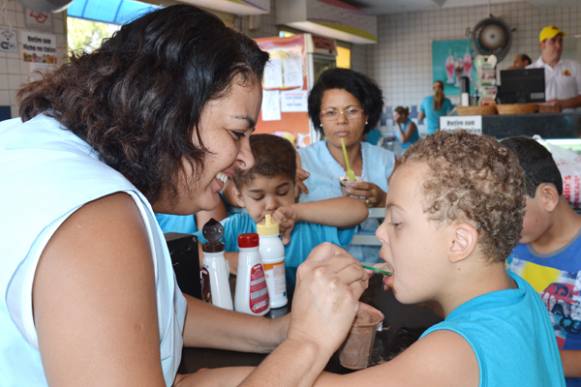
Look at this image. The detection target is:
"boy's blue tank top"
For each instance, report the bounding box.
[421,272,565,387]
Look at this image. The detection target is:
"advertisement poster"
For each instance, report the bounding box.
[20,30,58,64]
[432,39,477,96]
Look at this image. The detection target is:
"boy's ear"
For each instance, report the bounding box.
[537,183,559,212]
[448,223,478,263]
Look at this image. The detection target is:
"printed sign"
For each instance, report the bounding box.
[20,31,58,64]
[0,28,17,53]
[440,115,482,135]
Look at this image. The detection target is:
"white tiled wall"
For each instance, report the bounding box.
[367,1,581,109]
[3,1,578,121]
[0,2,67,118]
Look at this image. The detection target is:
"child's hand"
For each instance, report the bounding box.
[272,206,297,244]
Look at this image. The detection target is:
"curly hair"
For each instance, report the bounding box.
[17,5,268,204]
[400,131,525,262]
[308,68,383,135]
[233,134,296,189]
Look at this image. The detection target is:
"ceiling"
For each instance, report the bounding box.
[348,0,580,15]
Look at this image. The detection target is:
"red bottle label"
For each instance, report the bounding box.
[249,264,269,314]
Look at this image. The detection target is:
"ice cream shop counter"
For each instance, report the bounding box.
[440,112,581,140]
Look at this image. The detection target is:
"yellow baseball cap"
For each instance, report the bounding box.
[539,25,564,42]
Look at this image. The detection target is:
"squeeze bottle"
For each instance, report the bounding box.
[201,219,233,310]
[235,233,270,316]
[257,214,287,308]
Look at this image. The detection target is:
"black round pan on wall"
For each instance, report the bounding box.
[471,16,513,63]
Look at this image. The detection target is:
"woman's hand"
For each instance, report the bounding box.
[288,243,370,357]
[342,181,387,208]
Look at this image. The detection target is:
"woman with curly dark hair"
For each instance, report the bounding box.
[0,5,368,386]
[299,68,395,263]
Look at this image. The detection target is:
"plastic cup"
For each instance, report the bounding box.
[339,175,362,197]
[339,304,384,370]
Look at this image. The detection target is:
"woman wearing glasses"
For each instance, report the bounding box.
[299,68,395,263]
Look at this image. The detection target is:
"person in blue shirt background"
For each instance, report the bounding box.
[392,106,420,151]
[195,134,368,295]
[417,80,454,135]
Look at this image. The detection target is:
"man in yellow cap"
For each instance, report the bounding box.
[527,25,581,112]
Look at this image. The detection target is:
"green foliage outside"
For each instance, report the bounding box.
[67,17,120,56]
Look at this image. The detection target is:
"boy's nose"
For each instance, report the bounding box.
[376,221,389,244]
[264,197,278,211]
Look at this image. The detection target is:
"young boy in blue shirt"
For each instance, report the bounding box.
[197,133,368,291]
[502,136,581,386]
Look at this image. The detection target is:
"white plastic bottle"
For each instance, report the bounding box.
[257,214,287,308]
[202,249,233,310]
[235,233,270,316]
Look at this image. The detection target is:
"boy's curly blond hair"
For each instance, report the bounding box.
[400,131,525,262]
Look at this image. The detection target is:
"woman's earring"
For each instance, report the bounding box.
[365,120,368,125]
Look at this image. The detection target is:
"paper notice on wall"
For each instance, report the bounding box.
[282,55,303,88]
[281,90,308,112]
[0,28,18,53]
[20,31,57,64]
[261,90,281,121]
[263,58,283,89]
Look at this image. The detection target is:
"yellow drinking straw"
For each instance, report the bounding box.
[340,138,357,182]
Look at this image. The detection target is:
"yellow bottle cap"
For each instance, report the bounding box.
[257,214,279,236]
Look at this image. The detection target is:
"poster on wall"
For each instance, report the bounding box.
[0,28,18,53]
[20,31,58,64]
[432,39,477,96]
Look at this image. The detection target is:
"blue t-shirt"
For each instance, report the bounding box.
[419,96,454,134]
[395,118,420,150]
[195,212,355,289]
[508,231,581,387]
[422,272,565,387]
[155,213,197,234]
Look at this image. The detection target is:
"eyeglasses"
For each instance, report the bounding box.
[320,106,364,121]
